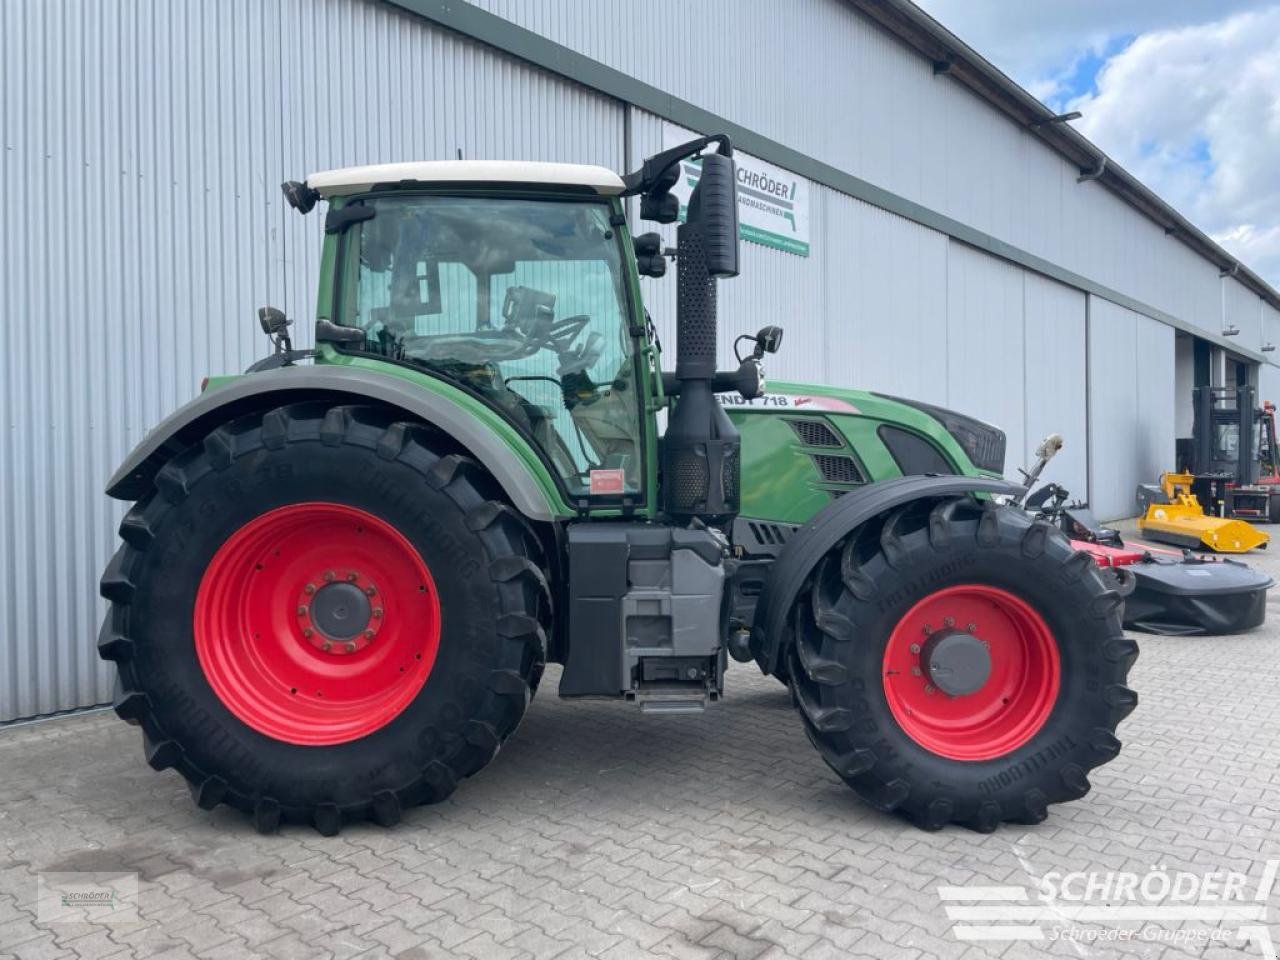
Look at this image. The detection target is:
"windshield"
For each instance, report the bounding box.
[337,195,643,498]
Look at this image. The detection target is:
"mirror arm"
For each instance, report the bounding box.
[621,134,734,196]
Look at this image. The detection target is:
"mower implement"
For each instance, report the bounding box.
[1136,472,1268,553]
[99,140,1136,836]
[1027,482,1271,635]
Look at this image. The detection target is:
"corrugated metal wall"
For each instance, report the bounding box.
[0,0,624,722]
[1087,297,1176,520]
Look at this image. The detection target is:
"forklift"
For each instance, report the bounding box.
[1224,398,1280,523]
[1185,385,1280,523]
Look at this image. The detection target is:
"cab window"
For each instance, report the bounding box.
[338,195,643,498]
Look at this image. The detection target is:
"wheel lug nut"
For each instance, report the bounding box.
[909,643,921,654]
[943,616,955,627]
[303,628,313,638]
[304,584,316,595]
[924,684,936,694]
[365,585,377,597]
[345,642,357,653]
[296,605,307,616]
[372,607,383,618]
[347,571,359,582]
[322,641,332,652]
[921,624,933,636]
[364,629,375,640]
[967,623,977,633]
[911,667,922,676]
[323,570,336,582]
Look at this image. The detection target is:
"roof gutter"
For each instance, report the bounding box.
[850,0,1280,315]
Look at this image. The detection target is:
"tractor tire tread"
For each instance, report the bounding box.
[787,495,1135,832]
[98,403,551,835]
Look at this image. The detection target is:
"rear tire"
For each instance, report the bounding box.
[787,497,1137,831]
[99,404,550,834]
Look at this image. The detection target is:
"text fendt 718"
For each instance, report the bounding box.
[100,137,1137,835]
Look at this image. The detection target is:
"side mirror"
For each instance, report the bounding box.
[280,180,319,214]
[752,325,783,357]
[640,164,680,224]
[688,151,740,279]
[633,232,667,278]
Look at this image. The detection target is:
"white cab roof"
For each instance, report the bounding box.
[306,160,625,197]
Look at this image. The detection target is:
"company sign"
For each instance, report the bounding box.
[663,123,811,257]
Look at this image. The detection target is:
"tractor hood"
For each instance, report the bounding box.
[719,380,1006,526]
[720,381,1004,473]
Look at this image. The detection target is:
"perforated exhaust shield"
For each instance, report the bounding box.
[662,221,740,522]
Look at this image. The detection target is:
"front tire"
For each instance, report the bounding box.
[787,497,1138,831]
[99,404,550,834]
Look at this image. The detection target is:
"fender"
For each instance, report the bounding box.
[105,365,569,521]
[751,474,1023,674]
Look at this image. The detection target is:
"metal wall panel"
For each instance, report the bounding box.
[823,196,950,406]
[1088,297,1176,520]
[1023,273,1088,497]
[945,244,1028,476]
[1266,304,1280,356]
[944,245,1087,492]
[1224,277,1266,354]
[0,0,624,721]
[467,0,1233,355]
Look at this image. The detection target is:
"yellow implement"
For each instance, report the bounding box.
[1137,472,1269,553]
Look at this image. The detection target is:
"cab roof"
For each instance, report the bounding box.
[305,160,625,198]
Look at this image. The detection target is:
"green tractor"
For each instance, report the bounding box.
[100,136,1136,835]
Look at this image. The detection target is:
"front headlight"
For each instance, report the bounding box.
[883,396,1006,474]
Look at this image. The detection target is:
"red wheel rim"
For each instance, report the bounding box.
[881,584,1060,761]
[194,503,441,745]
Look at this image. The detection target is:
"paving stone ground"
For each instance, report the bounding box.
[2,520,1279,960]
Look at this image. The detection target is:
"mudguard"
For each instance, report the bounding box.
[751,474,1023,675]
[105,365,567,521]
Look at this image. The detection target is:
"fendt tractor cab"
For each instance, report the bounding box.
[101,137,1136,836]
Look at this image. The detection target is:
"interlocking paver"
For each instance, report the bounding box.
[2,519,1280,959]
[9,933,73,960]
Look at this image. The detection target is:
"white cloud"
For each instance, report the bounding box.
[1068,9,1280,284]
[914,0,1280,286]
[913,1,1272,101]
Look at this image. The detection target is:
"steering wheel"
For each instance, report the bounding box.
[532,313,587,352]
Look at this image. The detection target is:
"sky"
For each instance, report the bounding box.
[913,0,1280,288]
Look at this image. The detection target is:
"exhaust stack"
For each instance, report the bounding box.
[661,147,741,525]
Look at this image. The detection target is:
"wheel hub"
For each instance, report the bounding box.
[311,582,372,638]
[297,572,382,654]
[921,628,991,696]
